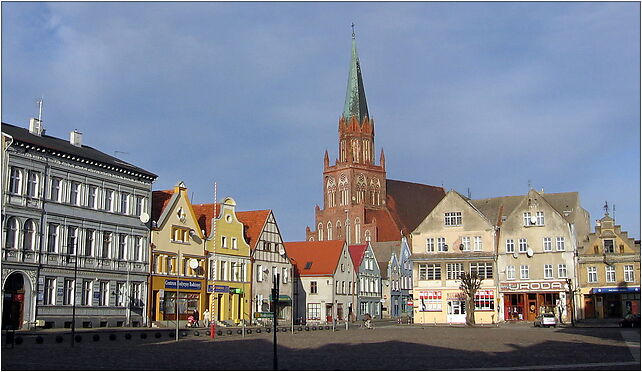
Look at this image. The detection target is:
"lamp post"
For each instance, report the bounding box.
[272,273,280,371]
[565,278,576,327]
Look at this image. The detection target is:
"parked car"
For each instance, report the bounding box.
[619,314,640,328]
[534,313,557,328]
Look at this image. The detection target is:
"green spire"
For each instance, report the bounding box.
[343,26,369,123]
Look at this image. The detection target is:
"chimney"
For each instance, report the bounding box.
[29,118,43,136]
[70,130,83,147]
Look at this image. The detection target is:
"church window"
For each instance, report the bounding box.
[318,223,323,241]
[327,222,333,240]
[336,220,342,238]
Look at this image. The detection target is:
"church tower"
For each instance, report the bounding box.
[306,30,387,244]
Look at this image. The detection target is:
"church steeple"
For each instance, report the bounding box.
[343,26,369,124]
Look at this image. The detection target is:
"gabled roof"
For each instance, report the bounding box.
[285,240,345,276]
[191,203,221,237]
[386,179,446,235]
[152,190,175,223]
[348,244,368,270]
[2,122,156,180]
[236,210,272,250]
[371,241,400,279]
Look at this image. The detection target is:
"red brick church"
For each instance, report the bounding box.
[305,33,445,244]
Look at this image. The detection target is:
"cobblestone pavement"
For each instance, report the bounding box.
[2,326,640,370]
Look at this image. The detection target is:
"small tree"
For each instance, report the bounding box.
[459,272,483,326]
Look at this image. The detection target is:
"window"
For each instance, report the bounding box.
[474,290,495,310]
[116,282,126,307]
[44,278,56,305]
[624,265,634,282]
[232,238,238,249]
[219,261,227,280]
[26,171,39,197]
[84,229,95,256]
[544,264,553,279]
[518,238,528,253]
[9,167,23,194]
[543,237,552,252]
[99,281,109,306]
[82,280,92,306]
[556,237,565,251]
[603,239,614,253]
[461,237,471,251]
[88,186,98,209]
[470,262,493,279]
[135,196,144,216]
[523,212,532,226]
[117,234,127,260]
[5,217,18,249]
[102,232,112,258]
[23,220,36,251]
[446,263,464,280]
[310,281,318,294]
[444,212,462,226]
[419,291,442,311]
[47,223,59,253]
[536,212,545,225]
[327,222,333,240]
[132,282,142,306]
[133,236,143,262]
[307,303,321,320]
[558,264,567,279]
[70,181,81,206]
[104,189,114,212]
[426,238,434,252]
[257,264,263,282]
[67,226,78,255]
[505,239,515,253]
[221,236,228,248]
[606,265,615,282]
[282,267,289,284]
[473,236,482,251]
[506,265,515,280]
[437,237,447,252]
[50,177,62,202]
[63,279,75,305]
[520,265,529,279]
[587,267,598,283]
[425,264,441,280]
[230,262,240,281]
[120,192,129,214]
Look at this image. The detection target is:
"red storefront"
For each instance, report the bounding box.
[500,281,567,322]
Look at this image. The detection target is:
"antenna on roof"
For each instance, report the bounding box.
[467,187,471,199]
[603,201,609,215]
[37,97,43,123]
[612,204,616,221]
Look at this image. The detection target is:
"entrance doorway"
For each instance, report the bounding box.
[2,272,26,330]
[584,296,595,318]
[447,300,466,323]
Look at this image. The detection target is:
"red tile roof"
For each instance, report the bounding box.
[191,203,220,237]
[285,240,345,276]
[151,190,174,223]
[348,244,367,270]
[236,210,271,250]
[386,179,446,235]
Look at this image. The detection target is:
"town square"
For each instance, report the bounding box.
[1,1,640,370]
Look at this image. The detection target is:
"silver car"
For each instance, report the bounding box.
[534,313,557,328]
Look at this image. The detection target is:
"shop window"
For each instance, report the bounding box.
[474,290,494,310]
[419,291,442,311]
[307,303,321,320]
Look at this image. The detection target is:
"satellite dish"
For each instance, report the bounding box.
[526,248,534,257]
[139,212,150,223]
[512,252,518,259]
[459,244,464,251]
[189,259,199,269]
[530,216,537,225]
[278,244,286,256]
[444,244,448,251]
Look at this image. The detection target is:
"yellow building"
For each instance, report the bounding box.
[149,182,207,325]
[201,197,252,324]
[578,212,640,319]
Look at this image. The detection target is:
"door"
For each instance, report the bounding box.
[584,297,595,319]
[2,273,25,330]
[527,300,538,321]
[326,304,333,323]
[447,300,466,323]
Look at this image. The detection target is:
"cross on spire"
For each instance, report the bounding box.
[351,23,355,39]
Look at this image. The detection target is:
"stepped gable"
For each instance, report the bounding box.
[285,240,345,276]
[236,210,271,249]
[385,179,446,234]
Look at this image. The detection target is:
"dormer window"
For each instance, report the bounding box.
[603,239,614,253]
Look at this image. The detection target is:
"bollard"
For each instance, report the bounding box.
[345,321,348,331]
[210,322,216,340]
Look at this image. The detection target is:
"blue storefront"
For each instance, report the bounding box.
[588,286,640,319]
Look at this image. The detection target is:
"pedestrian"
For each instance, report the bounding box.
[193,309,200,327]
[203,309,211,327]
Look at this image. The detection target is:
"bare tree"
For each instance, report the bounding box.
[459,272,483,326]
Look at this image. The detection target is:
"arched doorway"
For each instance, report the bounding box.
[2,272,30,330]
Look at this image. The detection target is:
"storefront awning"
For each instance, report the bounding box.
[269,295,292,302]
[591,287,640,294]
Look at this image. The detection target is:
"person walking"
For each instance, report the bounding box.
[193,309,200,327]
[203,309,211,327]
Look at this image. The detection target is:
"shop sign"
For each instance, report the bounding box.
[407,300,414,306]
[592,287,640,294]
[255,312,274,318]
[208,285,229,293]
[500,281,565,292]
[419,290,442,299]
[447,292,466,300]
[165,279,201,290]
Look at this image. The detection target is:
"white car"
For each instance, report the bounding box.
[534,313,557,328]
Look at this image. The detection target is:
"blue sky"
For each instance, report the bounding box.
[2,2,640,240]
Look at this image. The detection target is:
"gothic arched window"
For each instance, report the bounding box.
[327,222,333,240]
[336,220,342,238]
[326,177,337,208]
[339,175,349,206]
[318,223,323,241]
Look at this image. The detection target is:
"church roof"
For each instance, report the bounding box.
[285,240,345,277]
[386,179,446,235]
[343,34,369,123]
